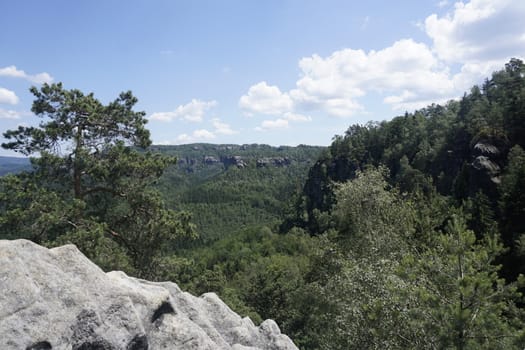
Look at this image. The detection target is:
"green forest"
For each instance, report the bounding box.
[2,59,525,349]
[152,142,324,243]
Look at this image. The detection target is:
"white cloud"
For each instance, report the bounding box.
[238,82,313,125]
[148,111,176,122]
[239,0,525,118]
[283,112,312,122]
[176,129,216,143]
[452,60,503,92]
[252,113,310,133]
[0,65,53,84]
[150,99,217,122]
[289,38,456,114]
[212,118,238,135]
[0,108,30,119]
[0,87,19,105]
[193,129,215,139]
[239,81,293,116]
[255,118,289,131]
[425,0,525,63]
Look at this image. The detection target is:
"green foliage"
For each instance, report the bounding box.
[306,168,419,349]
[296,60,525,234]
[3,83,151,155]
[500,145,525,241]
[162,59,525,348]
[164,225,318,343]
[0,172,78,242]
[153,143,323,242]
[0,83,194,278]
[52,220,133,273]
[399,215,525,349]
[499,145,525,279]
[332,166,413,254]
[292,168,525,349]
[2,61,525,350]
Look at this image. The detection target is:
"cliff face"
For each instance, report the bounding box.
[0,239,298,350]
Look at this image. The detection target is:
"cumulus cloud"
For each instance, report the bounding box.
[253,112,311,132]
[240,0,525,117]
[164,120,237,144]
[150,99,217,122]
[237,81,313,130]
[176,129,216,143]
[0,108,30,119]
[289,39,457,113]
[212,118,238,135]
[283,112,312,122]
[255,118,289,131]
[425,0,525,63]
[239,82,293,116]
[0,87,19,105]
[240,39,461,117]
[193,129,215,139]
[0,65,53,84]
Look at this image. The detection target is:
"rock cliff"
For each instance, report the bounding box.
[0,239,298,350]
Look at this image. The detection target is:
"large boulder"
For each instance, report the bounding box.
[0,239,298,350]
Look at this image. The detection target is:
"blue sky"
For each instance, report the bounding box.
[1,0,524,155]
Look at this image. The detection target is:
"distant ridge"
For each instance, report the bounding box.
[0,156,31,176]
[153,143,325,242]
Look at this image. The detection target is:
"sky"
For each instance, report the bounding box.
[1,0,524,155]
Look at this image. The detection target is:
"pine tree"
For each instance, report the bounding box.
[0,83,195,277]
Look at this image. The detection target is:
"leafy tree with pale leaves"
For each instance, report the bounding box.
[309,168,525,349]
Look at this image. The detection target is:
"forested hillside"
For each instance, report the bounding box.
[153,143,323,242]
[0,156,30,176]
[0,142,322,245]
[287,58,525,281]
[172,59,525,349]
[2,60,525,349]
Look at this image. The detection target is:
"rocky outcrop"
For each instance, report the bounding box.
[256,158,291,168]
[469,140,504,198]
[473,142,500,156]
[203,156,220,164]
[179,157,197,166]
[221,156,247,168]
[472,155,500,182]
[0,239,298,350]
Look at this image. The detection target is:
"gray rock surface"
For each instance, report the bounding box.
[256,158,291,168]
[221,156,247,168]
[472,155,500,175]
[0,239,298,350]
[473,142,500,156]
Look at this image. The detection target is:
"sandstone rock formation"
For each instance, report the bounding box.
[203,156,220,164]
[221,156,247,168]
[469,140,504,198]
[0,239,298,350]
[256,158,291,168]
